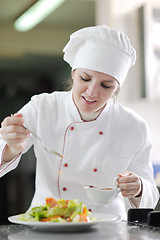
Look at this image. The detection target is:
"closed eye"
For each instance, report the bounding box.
[101,83,112,89]
[81,77,91,82]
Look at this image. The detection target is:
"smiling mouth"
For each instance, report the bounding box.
[82,96,96,103]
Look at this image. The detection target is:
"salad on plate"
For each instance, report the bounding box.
[19,197,97,223]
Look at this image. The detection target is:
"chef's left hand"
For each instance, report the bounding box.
[117,171,142,198]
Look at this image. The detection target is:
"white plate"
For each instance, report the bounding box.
[8,213,120,231]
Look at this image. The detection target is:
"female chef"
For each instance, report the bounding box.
[0,25,159,220]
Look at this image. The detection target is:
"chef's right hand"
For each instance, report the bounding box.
[0,113,30,160]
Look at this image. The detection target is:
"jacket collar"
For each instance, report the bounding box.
[68,90,113,123]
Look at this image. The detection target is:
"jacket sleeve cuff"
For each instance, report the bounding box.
[128,195,142,208]
[0,143,22,177]
[128,177,159,209]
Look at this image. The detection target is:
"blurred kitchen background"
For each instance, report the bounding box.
[0,0,160,224]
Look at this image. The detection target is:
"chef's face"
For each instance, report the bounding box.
[72,68,119,114]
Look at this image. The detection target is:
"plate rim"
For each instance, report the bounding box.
[8,213,120,228]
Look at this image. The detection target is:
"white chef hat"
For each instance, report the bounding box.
[63,25,136,85]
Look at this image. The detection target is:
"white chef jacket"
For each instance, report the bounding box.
[0,90,159,220]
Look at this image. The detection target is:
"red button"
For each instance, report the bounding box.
[70,126,74,130]
[99,131,103,135]
[62,187,67,191]
[64,163,68,167]
[93,168,98,172]
[89,209,92,212]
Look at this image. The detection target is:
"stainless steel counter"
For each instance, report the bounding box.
[1,222,160,240]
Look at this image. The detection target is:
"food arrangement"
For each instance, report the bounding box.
[19,198,96,223]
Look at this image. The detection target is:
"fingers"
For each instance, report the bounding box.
[2,125,29,139]
[1,115,29,139]
[1,113,24,128]
[0,113,30,152]
[117,171,141,198]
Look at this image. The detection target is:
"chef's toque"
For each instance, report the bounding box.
[63,25,136,85]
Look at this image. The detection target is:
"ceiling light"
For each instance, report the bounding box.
[14,0,65,32]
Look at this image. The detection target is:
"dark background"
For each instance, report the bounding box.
[0,54,70,224]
